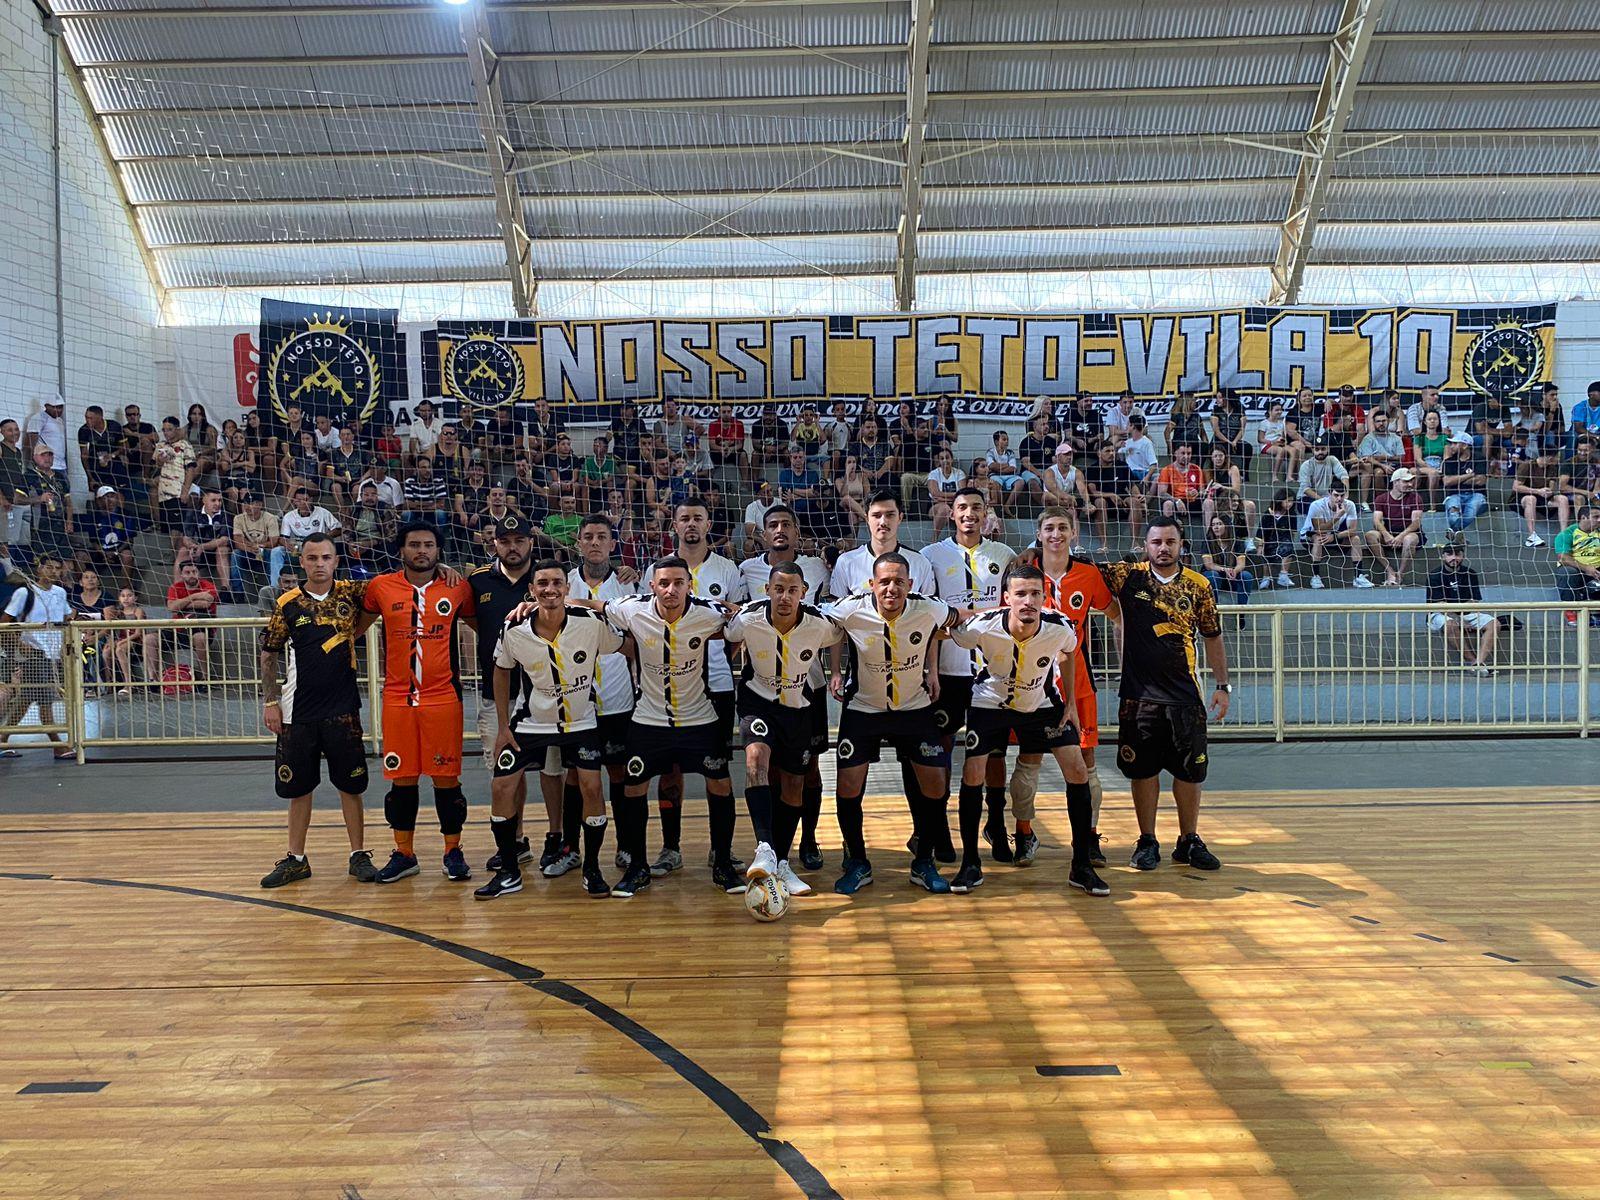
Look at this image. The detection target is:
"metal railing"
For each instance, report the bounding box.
[2,602,1596,761]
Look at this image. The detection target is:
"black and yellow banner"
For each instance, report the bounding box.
[421,305,1554,422]
[257,299,408,430]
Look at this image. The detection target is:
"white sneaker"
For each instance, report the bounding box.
[1525,533,1545,548]
[1354,573,1375,588]
[1256,575,1271,590]
[746,841,778,883]
[1276,572,1294,588]
[1310,575,1326,589]
[777,859,812,896]
[1244,537,1257,553]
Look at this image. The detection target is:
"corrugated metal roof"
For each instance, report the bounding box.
[935,0,1343,43]
[1315,220,1600,262]
[933,43,1330,94]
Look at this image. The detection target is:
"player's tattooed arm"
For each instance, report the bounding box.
[259,648,283,733]
[1055,646,1077,726]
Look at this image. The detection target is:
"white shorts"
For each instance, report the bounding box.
[476,702,562,775]
[1429,611,1495,632]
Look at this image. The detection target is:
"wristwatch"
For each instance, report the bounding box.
[1214,682,1233,694]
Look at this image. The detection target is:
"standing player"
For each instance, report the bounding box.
[594,559,744,896]
[476,560,622,901]
[1009,507,1119,866]
[826,553,961,895]
[1102,518,1231,872]
[922,486,1015,861]
[258,532,375,887]
[724,561,845,898]
[641,500,746,875]
[738,503,831,870]
[948,563,1105,896]
[362,522,478,884]
[829,490,935,597]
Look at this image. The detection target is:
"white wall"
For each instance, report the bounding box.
[0,6,160,491]
[1557,301,1600,401]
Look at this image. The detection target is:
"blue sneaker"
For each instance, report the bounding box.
[909,857,952,894]
[442,846,472,881]
[833,858,874,895]
[375,850,420,884]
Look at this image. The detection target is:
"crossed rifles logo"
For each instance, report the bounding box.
[268,314,382,424]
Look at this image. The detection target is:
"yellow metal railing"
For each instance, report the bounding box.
[2,602,1595,761]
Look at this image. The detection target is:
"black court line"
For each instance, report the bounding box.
[1484,953,1521,963]
[0,873,841,1200]
[1291,900,1321,909]
[1350,916,1381,925]
[1415,933,1448,944]
[17,1081,108,1095]
[1559,976,1598,990]
[1036,1065,1121,1077]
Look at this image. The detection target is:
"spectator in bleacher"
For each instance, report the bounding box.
[1063,392,1102,460]
[0,551,73,760]
[1514,445,1573,548]
[232,492,286,591]
[1117,416,1159,483]
[23,398,68,482]
[1364,467,1425,587]
[984,430,1030,517]
[855,420,896,494]
[1442,433,1488,533]
[22,444,73,561]
[608,398,645,467]
[1471,392,1515,475]
[1017,416,1057,503]
[742,480,777,557]
[1257,488,1298,590]
[181,404,221,479]
[1529,383,1564,455]
[750,405,787,477]
[790,405,827,472]
[345,481,398,575]
[108,584,161,696]
[1373,388,1409,440]
[896,409,937,517]
[926,447,965,540]
[1200,515,1254,603]
[1208,389,1251,479]
[468,484,515,556]
[432,422,471,486]
[539,491,582,552]
[218,428,258,510]
[0,420,24,549]
[544,432,580,503]
[705,403,747,489]
[1042,444,1089,520]
[1569,436,1599,508]
[282,488,342,561]
[1200,446,1256,536]
[452,461,492,546]
[406,399,445,465]
[477,407,522,475]
[1354,409,1406,510]
[1322,385,1365,463]
[1413,408,1449,508]
[642,451,675,525]
[1087,440,1144,543]
[325,426,367,514]
[1405,385,1445,439]
[1426,540,1497,675]
[777,447,823,538]
[1166,392,1209,461]
[681,431,713,483]
[701,481,738,557]
[119,404,156,493]
[599,488,628,535]
[502,454,540,520]
[1555,504,1600,626]
[400,460,449,535]
[309,412,339,455]
[257,566,300,618]
[652,398,695,455]
[356,459,403,510]
[276,401,307,456]
[1156,443,1204,525]
[1285,386,1323,456]
[857,397,889,441]
[153,417,197,531]
[1296,437,1349,514]
[177,489,233,591]
[1255,401,1294,483]
[1569,382,1600,452]
[527,396,565,462]
[77,405,126,492]
[1303,480,1364,590]
[579,435,620,512]
[165,560,217,684]
[280,429,322,503]
[929,396,960,457]
[822,400,854,473]
[1103,391,1141,446]
[87,486,138,583]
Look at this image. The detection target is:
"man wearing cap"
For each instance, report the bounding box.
[1295,437,1349,516]
[1354,410,1406,511]
[21,444,72,560]
[1426,540,1497,676]
[1441,433,1488,533]
[76,405,126,491]
[88,486,138,581]
[1364,468,1425,587]
[23,398,68,481]
[233,493,287,591]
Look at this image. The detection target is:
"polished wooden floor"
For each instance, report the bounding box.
[3,787,1600,1199]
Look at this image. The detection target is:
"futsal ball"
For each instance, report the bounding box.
[743,875,789,922]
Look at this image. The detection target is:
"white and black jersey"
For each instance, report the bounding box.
[602,594,726,728]
[495,607,624,735]
[724,601,844,709]
[739,553,830,604]
[950,610,1078,713]
[644,552,746,693]
[827,593,954,714]
[829,542,935,599]
[567,567,638,716]
[923,536,1015,676]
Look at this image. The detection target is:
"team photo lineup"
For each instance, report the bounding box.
[258,473,1232,917]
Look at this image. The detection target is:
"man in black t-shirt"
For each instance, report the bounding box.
[77,405,127,490]
[1064,394,1104,457]
[1085,442,1146,542]
[1425,540,1497,675]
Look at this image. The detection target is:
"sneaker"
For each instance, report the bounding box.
[1360,502,1372,513]
[798,841,824,872]
[1013,828,1039,867]
[542,848,581,878]
[1173,832,1221,871]
[1309,575,1326,590]
[1088,831,1107,868]
[834,858,874,895]
[473,869,523,900]
[650,848,684,877]
[1525,533,1546,548]
[1130,834,1161,871]
[347,850,377,883]
[950,859,985,893]
[538,832,565,871]
[777,859,813,896]
[442,847,472,881]
[1243,537,1257,553]
[1257,575,1271,590]
[1473,664,1495,677]
[612,863,652,898]
[746,841,778,883]
[711,859,747,894]
[260,855,311,889]
[581,865,611,899]
[1068,864,1111,897]
[375,850,420,884]
[983,819,1014,864]
[486,837,532,872]
[910,857,952,894]
[1276,572,1294,588]
[1353,573,1375,589]
[707,848,746,871]
[615,848,632,870]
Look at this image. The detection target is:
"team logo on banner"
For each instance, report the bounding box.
[1463,321,1546,396]
[266,315,381,423]
[444,332,524,412]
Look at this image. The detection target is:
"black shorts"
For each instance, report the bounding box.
[737,690,816,776]
[625,720,732,782]
[1115,699,1209,784]
[711,690,736,750]
[836,707,949,770]
[596,710,633,767]
[965,704,1078,757]
[275,713,369,799]
[492,727,603,778]
[930,674,974,739]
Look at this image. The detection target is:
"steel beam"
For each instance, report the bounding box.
[895,0,933,311]
[1268,0,1389,304]
[458,0,537,316]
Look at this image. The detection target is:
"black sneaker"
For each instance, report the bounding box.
[983,818,1013,864]
[486,836,532,872]
[711,859,747,894]
[375,850,420,884]
[951,859,985,894]
[612,863,653,898]
[538,832,565,871]
[798,841,824,872]
[581,866,611,899]
[1174,832,1221,871]
[473,869,523,901]
[261,855,311,889]
[1013,829,1039,867]
[1068,864,1111,896]
[442,847,472,881]
[1130,834,1161,871]
[1088,831,1107,868]
[347,850,377,882]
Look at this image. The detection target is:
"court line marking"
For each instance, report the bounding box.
[1036,1065,1121,1077]
[0,873,842,1200]
[17,1082,108,1095]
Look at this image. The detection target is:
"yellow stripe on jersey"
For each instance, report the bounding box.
[884,613,898,707]
[547,638,569,731]
[961,545,982,671]
[663,619,677,728]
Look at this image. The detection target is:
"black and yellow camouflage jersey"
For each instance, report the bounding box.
[1099,561,1222,707]
[260,580,368,723]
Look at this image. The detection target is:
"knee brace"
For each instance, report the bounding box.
[384,783,421,832]
[433,784,467,836]
[1009,760,1040,823]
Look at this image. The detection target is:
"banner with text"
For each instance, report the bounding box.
[257,300,409,432]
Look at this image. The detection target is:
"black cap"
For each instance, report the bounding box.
[493,514,530,538]
[243,491,262,503]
